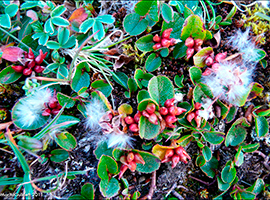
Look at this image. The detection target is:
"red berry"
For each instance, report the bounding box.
[148,113,158,125]
[205,56,214,66]
[51,109,60,115]
[162,28,173,39]
[34,65,44,73]
[202,68,212,76]
[153,34,161,43]
[129,124,139,132]
[48,100,58,109]
[194,116,201,128]
[128,161,137,172]
[159,107,168,115]
[171,155,180,168]
[164,98,175,108]
[125,116,134,125]
[187,112,195,122]
[185,37,195,48]
[161,38,171,48]
[23,68,32,76]
[153,43,162,50]
[165,115,177,124]
[134,153,145,165]
[215,52,227,62]
[12,65,24,73]
[127,152,134,163]
[28,60,35,69]
[194,39,203,47]
[42,108,51,116]
[186,47,194,60]
[176,107,186,115]
[28,48,35,59]
[134,112,141,123]
[142,110,150,118]
[195,102,202,110]
[146,103,156,114]
[166,123,176,129]
[169,106,178,115]
[194,45,202,52]
[118,164,128,179]
[164,149,174,159]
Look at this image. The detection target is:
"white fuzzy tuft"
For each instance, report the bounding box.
[107,133,134,148]
[198,98,215,120]
[16,89,52,127]
[85,98,107,130]
[257,0,270,8]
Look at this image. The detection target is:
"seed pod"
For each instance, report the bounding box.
[153,34,161,43]
[161,38,171,48]
[186,47,194,60]
[125,116,134,125]
[148,113,158,125]
[202,68,212,76]
[118,164,128,179]
[164,149,174,159]
[48,100,58,109]
[159,107,168,115]
[169,106,178,116]
[194,39,203,47]
[166,123,176,128]
[175,146,191,164]
[205,56,214,66]
[18,136,43,150]
[134,112,141,123]
[35,49,48,65]
[27,60,36,69]
[185,37,195,48]
[134,153,145,165]
[142,110,150,118]
[176,107,187,115]
[127,152,134,163]
[42,108,51,116]
[171,154,180,168]
[120,155,128,165]
[128,161,137,172]
[186,112,195,122]
[215,52,227,62]
[194,116,201,128]
[23,68,32,76]
[165,115,177,124]
[162,28,173,39]
[153,43,162,50]
[12,65,24,73]
[51,109,60,115]
[146,103,156,114]
[129,123,139,132]
[164,98,175,108]
[194,102,202,110]
[161,157,171,163]
[28,48,35,59]
[34,65,45,73]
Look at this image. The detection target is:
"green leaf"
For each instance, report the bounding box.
[61,35,76,49]
[247,82,264,102]
[247,178,264,195]
[221,165,236,184]
[202,146,212,162]
[251,49,266,62]
[161,3,174,23]
[0,14,11,29]
[181,15,206,41]
[203,131,225,145]
[136,34,155,53]
[54,131,77,151]
[5,4,19,18]
[93,20,105,40]
[79,18,94,33]
[189,66,202,85]
[160,48,169,57]
[135,0,158,20]
[161,12,184,39]
[112,71,128,89]
[123,13,148,36]
[81,183,94,200]
[173,41,187,59]
[99,178,120,198]
[50,149,69,162]
[46,41,60,49]
[58,27,70,46]
[71,68,90,92]
[137,90,150,103]
[225,125,246,147]
[225,106,237,123]
[139,116,160,139]
[196,155,206,167]
[239,191,256,199]
[94,141,114,159]
[57,93,76,109]
[134,150,160,173]
[96,15,115,24]
[91,80,112,97]
[193,47,213,68]
[259,59,267,69]
[57,64,68,79]
[43,63,59,74]
[217,176,231,191]
[174,75,184,88]
[234,147,244,167]
[145,53,162,72]
[255,116,269,137]
[0,66,22,84]
[242,143,260,153]
[51,5,66,17]
[128,78,138,93]
[200,156,218,178]
[97,155,118,180]
[55,115,80,129]
[148,76,174,106]
[52,16,70,26]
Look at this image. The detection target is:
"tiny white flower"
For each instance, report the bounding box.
[174,92,185,103]
[198,98,214,121]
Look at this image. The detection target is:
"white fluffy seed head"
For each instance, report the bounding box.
[198,98,214,120]
[85,98,107,130]
[107,133,134,148]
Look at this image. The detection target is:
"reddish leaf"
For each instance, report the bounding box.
[1,47,25,62]
[68,7,88,24]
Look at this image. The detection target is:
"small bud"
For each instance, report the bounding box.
[134,153,145,165]
[48,100,58,109]
[142,110,150,118]
[164,98,175,108]
[187,112,195,122]
[176,107,186,115]
[125,116,134,125]
[185,37,195,48]
[34,65,44,73]
[171,154,180,168]
[153,34,161,43]
[194,116,201,128]
[153,43,162,50]
[161,38,171,48]
[51,109,60,115]
[42,108,51,116]
[194,39,203,47]
[169,106,178,116]
[186,48,194,60]
[215,52,227,62]
[155,111,163,121]
[175,146,191,164]
[159,107,168,115]
[127,152,134,163]
[12,65,24,73]
[205,56,214,66]
[118,164,128,179]
[161,157,171,163]
[23,68,32,76]
[194,102,202,110]
[166,123,176,128]
[18,136,43,150]
[129,124,139,132]
[28,48,35,59]
[134,112,141,123]
[146,103,156,114]
[148,113,158,125]
[165,115,177,124]
[164,149,174,159]
[128,161,137,172]
[35,49,48,65]
[120,155,128,165]
[27,60,35,69]
[162,28,173,39]
[202,68,212,76]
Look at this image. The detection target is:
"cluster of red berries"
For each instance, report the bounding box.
[11,48,47,76]
[202,52,227,76]
[161,146,191,168]
[119,152,145,179]
[152,28,176,50]
[185,37,204,60]
[186,102,203,128]
[42,91,62,116]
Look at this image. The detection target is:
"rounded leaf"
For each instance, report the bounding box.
[123,13,148,36]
